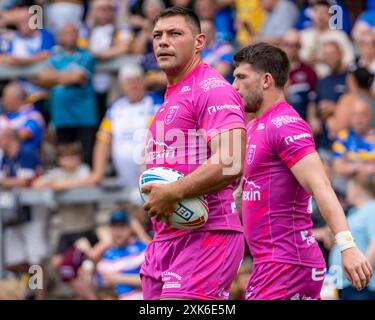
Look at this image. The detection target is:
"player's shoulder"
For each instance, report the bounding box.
[193,63,237,96]
[265,101,305,129]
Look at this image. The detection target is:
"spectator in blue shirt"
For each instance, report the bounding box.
[0,7,55,120]
[0,81,45,151]
[329,173,375,300]
[37,23,98,165]
[96,210,147,300]
[201,18,234,82]
[295,0,352,36]
[0,127,48,300]
[332,99,375,179]
[194,0,236,43]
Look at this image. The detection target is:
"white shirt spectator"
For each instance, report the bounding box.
[300,28,355,78]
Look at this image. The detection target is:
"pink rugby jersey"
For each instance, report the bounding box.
[242,101,326,268]
[145,63,246,241]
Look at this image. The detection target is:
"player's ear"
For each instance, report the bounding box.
[263,73,273,90]
[195,33,206,53]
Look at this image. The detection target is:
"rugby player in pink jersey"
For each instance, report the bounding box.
[139,7,247,300]
[232,42,373,300]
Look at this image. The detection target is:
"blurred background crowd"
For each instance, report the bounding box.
[0,0,375,300]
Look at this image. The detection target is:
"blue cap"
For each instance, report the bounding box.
[110,210,131,225]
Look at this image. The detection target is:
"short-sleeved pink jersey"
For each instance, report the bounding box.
[242,101,326,268]
[146,63,246,241]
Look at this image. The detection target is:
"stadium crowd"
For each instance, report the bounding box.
[0,0,375,300]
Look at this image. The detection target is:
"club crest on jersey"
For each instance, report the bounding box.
[247,144,256,165]
[164,105,179,124]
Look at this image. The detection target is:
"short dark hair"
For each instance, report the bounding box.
[57,142,82,158]
[153,6,201,34]
[351,66,375,90]
[310,0,331,8]
[234,42,290,88]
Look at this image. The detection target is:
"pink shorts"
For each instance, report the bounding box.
[246,262,326,300]
[140,231,244,300]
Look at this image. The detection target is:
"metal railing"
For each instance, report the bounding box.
[0,54,143,80]
[0,183,133,279]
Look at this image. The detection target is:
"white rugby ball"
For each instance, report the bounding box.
[139,167,208,230]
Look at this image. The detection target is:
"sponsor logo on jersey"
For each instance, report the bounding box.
[200,77,227,92]
[242,178,261,201]
[257,123,265,130]
[271,115,300,128]
[207,104,241,115]
[146,139,176,161]
[284,133,312,145]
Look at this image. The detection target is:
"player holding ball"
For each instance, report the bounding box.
[139,7,246,300]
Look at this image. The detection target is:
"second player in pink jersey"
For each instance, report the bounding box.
[233,42,372,300]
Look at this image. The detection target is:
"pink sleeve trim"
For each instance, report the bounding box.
[286,146,316,169]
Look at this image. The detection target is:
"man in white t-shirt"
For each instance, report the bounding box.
[299,0,354,78]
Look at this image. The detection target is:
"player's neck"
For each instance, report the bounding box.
[166,55,202,86]
[255,91,285,118]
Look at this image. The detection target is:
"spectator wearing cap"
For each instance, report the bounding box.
[37,23,98,166]
[329,173,375,300]
[299,0,354,78]
[327,67,375,135]
[280,29,318,122]
[95,210,147,300]
[0,81,45,152]
[352,0,375,44]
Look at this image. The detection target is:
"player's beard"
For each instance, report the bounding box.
[244,84,264,114]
